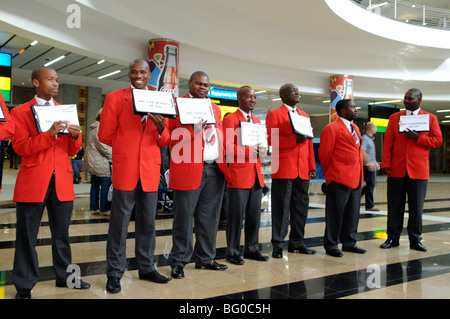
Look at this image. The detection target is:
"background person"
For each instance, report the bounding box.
[361,121,380,211]
[85,108,112,216]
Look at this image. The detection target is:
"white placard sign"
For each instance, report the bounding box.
[176,97,216,124]
[288,111,314,138]
[31,104,80,134]
[399,114,430,132]
[132,89,176,117]
[0,105,5,122]
[240,121,268,147]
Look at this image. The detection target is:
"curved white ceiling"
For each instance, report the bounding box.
[1,0,450,102]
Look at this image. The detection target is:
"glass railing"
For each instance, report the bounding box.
[352,0,450,30]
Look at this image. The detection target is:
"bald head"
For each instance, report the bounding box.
[279,83,300,107]
[31,67,59,100]
[366,121,377,136]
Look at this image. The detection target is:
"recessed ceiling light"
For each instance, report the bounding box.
[97,59,105,64]
[369,100,402,105]
[44,55,65,67]
[98,70,121,79]
[30,40,38,46]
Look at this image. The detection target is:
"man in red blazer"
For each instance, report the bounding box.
[223,85,269,265]
[99,59,171,293]
[319,99,365,257]
[10,67,89,299]
[168,71,229,279]
[266,83,316,259]
[380,88,442,251]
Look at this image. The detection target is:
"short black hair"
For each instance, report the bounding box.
[237,85,253,97]
[335,99,352,116]
[406,88,422,100]
[189,71,209,82]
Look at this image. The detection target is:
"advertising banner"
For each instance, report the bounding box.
[148,38,179,97]
[329,75,353,122]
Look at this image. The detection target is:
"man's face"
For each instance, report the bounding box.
[280,84,300,107]
[33,68,59,100]
[128,61,150,89]
[404,91,421,111]
[238,87,256,113]
[188,75,210,98]
[343,100,358,122]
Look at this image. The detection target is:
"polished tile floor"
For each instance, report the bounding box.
[0,164,449,300]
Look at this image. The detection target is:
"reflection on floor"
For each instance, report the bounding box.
[0,165,449,300]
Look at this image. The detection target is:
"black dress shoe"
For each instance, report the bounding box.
[288,246,317,255]
[106,277,121,293]
[15,288,31,299]
[139,270,172,283]
[410,241,427,252]
[326,249,343,257]
[56,279,90,289]
[226,255,245,265]
[343,245,366,254]
[380,239,399,249]
[272,247,283,259]
[195,260,228,271]
[171,266,185,279]
[244,251,269,261]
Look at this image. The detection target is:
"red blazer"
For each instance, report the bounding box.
[10,98,82,202]
[381,109,442,180]
[265,105,315,179]
[0,92,15,141]
[318,117,363,189]
[98,87,170,192]
[168,93,229,191]
[223,109,264,189]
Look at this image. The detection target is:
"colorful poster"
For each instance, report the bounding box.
[329,75,353,122]
[148,39,179,97]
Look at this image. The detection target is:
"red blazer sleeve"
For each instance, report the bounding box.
[318,123,335,177]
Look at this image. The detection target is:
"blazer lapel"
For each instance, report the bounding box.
[337,118,358,148]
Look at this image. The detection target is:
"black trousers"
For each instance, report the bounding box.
[13,175,73,290]
[387,174,428,243]
[226,177,262,257]
[106,179,158,279]
[324,181,361,252]
[169,162,225,267]
[271,177,310,249]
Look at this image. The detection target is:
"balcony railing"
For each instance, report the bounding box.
[352,0,450,30]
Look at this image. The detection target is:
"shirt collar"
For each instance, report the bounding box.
[34,95,54,106]
[406,108,420,115]
[339,116,353,129]
[283,104,297,113]
[239,108,252,121]
[130,84,148,90]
